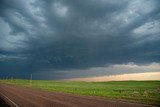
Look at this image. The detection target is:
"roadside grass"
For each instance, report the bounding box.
[0,79,160,106]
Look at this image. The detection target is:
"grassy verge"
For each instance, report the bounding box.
[0,79,160,105]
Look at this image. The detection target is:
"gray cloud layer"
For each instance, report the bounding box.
[0,0,160,79]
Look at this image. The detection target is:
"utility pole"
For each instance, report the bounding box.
[30,74,32,86]
[11,76,13,82]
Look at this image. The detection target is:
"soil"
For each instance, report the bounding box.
[0,84,156,107]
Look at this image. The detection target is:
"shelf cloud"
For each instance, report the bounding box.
[0,0,160,80]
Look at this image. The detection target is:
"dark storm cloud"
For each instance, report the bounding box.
[0,0,160,79]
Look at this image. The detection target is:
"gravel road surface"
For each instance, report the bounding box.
[0,84,157,107]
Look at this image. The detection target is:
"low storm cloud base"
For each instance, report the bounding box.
[0,0,160,80]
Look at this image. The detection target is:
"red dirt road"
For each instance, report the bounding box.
[0,84,157,107]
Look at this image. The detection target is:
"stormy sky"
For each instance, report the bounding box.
[0,0,160,80]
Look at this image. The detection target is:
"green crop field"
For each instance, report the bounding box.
[0,79,160,106]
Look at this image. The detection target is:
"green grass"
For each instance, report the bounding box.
[0,79,160,106]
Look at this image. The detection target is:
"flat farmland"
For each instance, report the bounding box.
[0,80,160,106]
